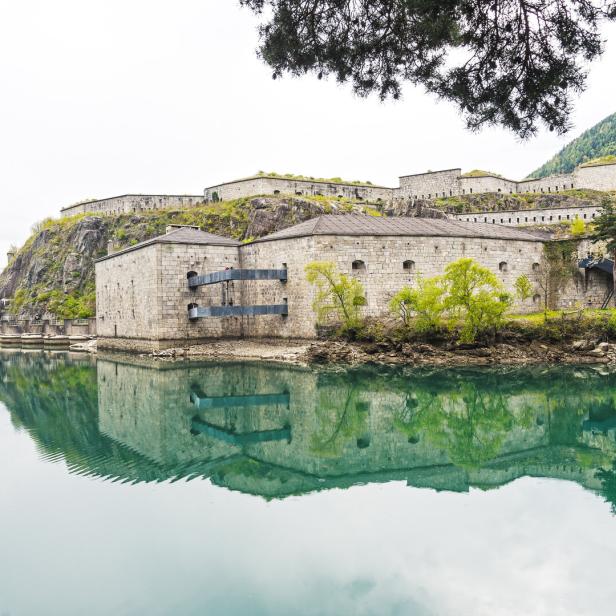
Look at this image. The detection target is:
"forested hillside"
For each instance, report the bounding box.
[528,113,616,179]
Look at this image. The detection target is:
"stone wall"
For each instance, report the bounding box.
[454,204,602,226]
[575,164,616,191]
[96,241,242,352]
[95,229,613,349]
[398,169,461,199]
[460,175,517,195]
[61,194,204,218]
[205,176,393,203]
[517,173,575,194]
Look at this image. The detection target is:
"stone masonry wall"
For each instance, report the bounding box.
[205,177,393,203]
[454,204,602,226]
[460,175,517,194]
[238,236,317,339]
[96,243,160,342]
[398,169,461,199]
[575,164,616,191]
[61,195,204,218]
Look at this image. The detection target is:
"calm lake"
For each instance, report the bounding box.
[1,350,616,615]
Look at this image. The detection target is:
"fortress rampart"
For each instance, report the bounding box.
[58,161,616,223]
[60,194,204,217]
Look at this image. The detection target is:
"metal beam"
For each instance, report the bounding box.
[191,418,292,445]
[188,304,288,318]
[190,391,290,410]
[188,269,287,288]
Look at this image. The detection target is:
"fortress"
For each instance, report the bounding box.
[95,216,614,352]
[60,158,616,220]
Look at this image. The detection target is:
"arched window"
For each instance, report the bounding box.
[499,261,508,272]
[533,294,541,304]
[403,260,415,272]
[352,260,366,271]
[273,189,280,195]
[532,262,540,271]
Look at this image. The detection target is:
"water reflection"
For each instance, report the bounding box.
[1,349,616,505]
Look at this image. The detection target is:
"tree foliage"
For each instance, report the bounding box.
[442,258,512,343]
[528,112,616,178]
[388,277,446,332]
[305,261,367,332]
[240,0,616,137]
[389,258,513,342]
[514,274,533,301]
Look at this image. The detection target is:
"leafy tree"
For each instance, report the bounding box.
[305,261,367,332]
[240,0,616,137]
[388,276,446,331]
[591,197,616,296]
[442,258,512,343]
[514,274,533,302]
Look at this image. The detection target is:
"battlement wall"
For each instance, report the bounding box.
[61,194,204,218]
[205,176,393,203]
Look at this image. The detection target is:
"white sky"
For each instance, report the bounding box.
[1,0,616,269]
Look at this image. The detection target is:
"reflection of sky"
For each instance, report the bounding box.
[1,407,616,616]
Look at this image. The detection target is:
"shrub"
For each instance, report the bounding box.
[569,217,586,236]
[305,261,366,334]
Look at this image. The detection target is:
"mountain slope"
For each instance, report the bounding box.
[528,112,616,179]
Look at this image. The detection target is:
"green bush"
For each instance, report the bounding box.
[389,278,446,333]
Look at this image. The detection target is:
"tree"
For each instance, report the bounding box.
[442,258,512,342]
[305,261,367,332]
[514,274,533,302]
[591,197,616,299]
[240,0,616,137]
[388,277,446,332]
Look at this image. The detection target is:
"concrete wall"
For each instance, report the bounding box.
[61,194,204,218]
[454,204,602,226]
[517,173,575,194]
[205,176,393,203]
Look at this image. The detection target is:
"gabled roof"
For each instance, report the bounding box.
[250,215,544,243]
[96,227,239,262]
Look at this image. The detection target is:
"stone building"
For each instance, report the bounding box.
[95,215,613,351]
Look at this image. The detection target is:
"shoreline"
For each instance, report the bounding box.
[149,337,616,367]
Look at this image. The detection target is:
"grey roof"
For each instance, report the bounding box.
[251,215,544,243]
[96,227,239,262]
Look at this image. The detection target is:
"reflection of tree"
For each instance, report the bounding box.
[394,382,533,470]
[310,376,369,458]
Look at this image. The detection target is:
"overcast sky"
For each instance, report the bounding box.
[1,0,616,269]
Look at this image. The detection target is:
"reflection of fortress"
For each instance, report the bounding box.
[95,356,616,498]
[2,350,616,499]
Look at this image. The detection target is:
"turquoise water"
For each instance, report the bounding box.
[1,350,616,615]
